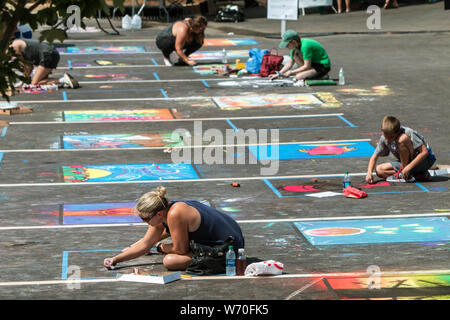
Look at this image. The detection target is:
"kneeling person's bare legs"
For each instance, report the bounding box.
[163,252,193,271]
[295,68,318,81]
[31,66,53,85]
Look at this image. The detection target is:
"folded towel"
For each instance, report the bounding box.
[244,260,284,276]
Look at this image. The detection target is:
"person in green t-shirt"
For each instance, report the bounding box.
[268,30,331,81]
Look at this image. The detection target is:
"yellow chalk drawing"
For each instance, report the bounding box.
[316,92,342,107]
[338,85,393,96]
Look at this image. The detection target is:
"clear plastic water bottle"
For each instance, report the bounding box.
[236,248,247,276]
[226,245,236,276]
[343,170,351,189]
[338,67,345,85]
[222,48,228,64]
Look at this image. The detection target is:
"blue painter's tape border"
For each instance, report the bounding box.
[153,72,160,81]
[263,179,283,198]
[1,126,7,137]
[226,119,239,132]
[202,80,210,88]
[61,249,122,280]
[337,115,358,128]
[227,114,357,132]
[160,89,169,98]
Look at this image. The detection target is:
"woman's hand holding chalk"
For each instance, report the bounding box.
[104,258,116,270]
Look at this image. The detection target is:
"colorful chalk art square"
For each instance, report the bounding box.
[83,73,142,81]
[62,163,199,183]
[294,217,450,245]
[203,38,259,46]
[189,50,249,61]
[57,46,147,54]
[63,109,173,122]
[249,141,375,161]
[212,94,323,109]
[267,177,429,198]
[193,64,233,75]
[63,202,138,224]
[326,273,450,291]
[34,200,211,225]
[62,133,184,149]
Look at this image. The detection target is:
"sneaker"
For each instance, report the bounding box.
[414,171,432,182]
[386,174,415,183]
[163,57,173,66]
[63,73,79,89]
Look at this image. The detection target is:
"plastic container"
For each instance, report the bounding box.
[343,170,351,189]
[225,245,236,276]
[338,67,345,85]
[121,15,132,30]
[222,48,228,64]
[131,14,142,29]
[236,248,247,276]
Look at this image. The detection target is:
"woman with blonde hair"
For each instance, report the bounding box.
[155,16,208,66]
[104,186,244,271]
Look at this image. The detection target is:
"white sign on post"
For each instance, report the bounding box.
[267,0,299,37]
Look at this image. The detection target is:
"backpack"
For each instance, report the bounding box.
[246,48,269,74]
[259,50,283,77]
[186,236,235,275]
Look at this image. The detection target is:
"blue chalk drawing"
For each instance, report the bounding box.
[294,217,450,246]
[248,141,375,161]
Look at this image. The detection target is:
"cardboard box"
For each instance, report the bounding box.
[117,271,181,284]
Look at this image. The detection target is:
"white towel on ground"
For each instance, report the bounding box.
[244,260,284,276]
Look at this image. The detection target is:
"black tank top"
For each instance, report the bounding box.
[158,23,175,41]
[163,200,244,251]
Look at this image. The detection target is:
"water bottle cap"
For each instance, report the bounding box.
[228,245,233,249]
[345,170,348,174]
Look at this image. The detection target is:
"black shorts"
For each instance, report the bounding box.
[391,155,435,175]
[311,63,330,79]
[156,35,203,59]
[39,49,60,69]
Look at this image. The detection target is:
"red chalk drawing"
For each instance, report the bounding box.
[305,227,366,237]
[282,185,320,192]
[299,145,356,155]
[359,182,390,189]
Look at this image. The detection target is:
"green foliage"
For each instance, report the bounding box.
[0,0,125,101]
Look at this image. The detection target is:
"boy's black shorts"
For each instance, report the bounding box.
[311,63,330,79]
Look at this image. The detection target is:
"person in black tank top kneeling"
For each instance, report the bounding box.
[104,186,245,271]
[9,39,79,89]
[155,16,207,66]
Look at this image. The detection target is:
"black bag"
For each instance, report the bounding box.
[186,236,235,275]
[215,5,245,23]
